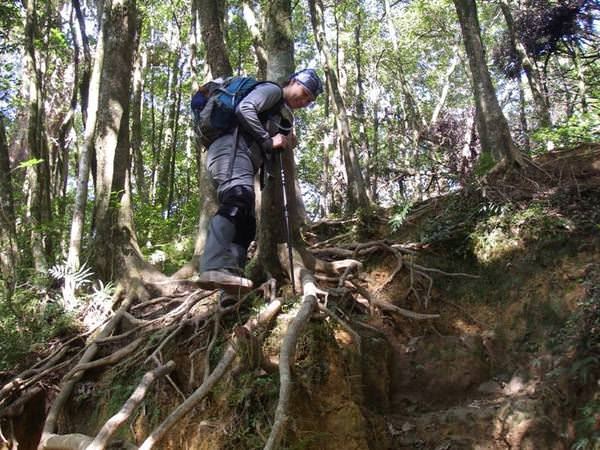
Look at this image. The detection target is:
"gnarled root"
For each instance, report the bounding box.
[138,298,283,450]
[264,269,319,450]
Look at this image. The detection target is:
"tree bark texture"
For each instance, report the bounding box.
[24,0,53,272]
[91,0,140,280]
[67,0,107,270]
[453,0,522,165]
[131,19,148,203]
[0,114,18,298]
[309,0,371,211]
[198,0,233,78]
[156,50,182,215]
[257,0,300,281]
[72,0,92,123]
[242,0,268,79]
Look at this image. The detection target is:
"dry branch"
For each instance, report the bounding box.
[264,269,319,450]
[138,299,283,450]
[86,361,175,450]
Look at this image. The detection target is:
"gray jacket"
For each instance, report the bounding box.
[236,83,293,169]
[206,82,293,192]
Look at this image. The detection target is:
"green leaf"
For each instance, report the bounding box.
[16,158,44,169]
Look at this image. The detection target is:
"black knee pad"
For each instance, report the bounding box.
[216,186,256,248]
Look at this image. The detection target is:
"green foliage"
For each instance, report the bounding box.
[470,202,573,263]
[134,196,199,274]
[573,399,600,450]
[532,112,600,152]
[389,199,414,232]
[16,157,44,170]
[0,285,76,370]
[225,372,279,449]
[474,151,496,176]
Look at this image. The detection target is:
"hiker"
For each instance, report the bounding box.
[196,69,323,294]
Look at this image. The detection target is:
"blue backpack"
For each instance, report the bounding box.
[191,76,272,148]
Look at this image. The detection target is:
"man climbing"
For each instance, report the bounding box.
[197,69,323,295]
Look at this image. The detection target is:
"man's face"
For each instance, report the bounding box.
[287,81,315,109]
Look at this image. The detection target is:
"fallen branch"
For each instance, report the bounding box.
[86,361,175,450]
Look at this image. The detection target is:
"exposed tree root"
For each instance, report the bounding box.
[87,361,175,450]
[0,214,494,450]
[264,269,319,450]
[138,298,283,450]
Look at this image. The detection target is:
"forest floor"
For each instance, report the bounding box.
[1,144,599,450]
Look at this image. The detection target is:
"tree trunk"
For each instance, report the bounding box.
[166,66,183,217]
[0,114,18,300]
[172,0,230,278]
[499,0,551,128]
[66,0,106,270]
[24,0,53,273]
[131,21,147,202]
[242,0,268,79]
[91,0,141,280]
[198,0,233,78]
[354,5,373,200]
[430,45,460,126]
[453,0,522,166]
[309,0,370,212]
[157,50,181,215]
[256,0,296,280]
[72,0,92,123]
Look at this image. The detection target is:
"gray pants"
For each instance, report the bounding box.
[200,132,261,273]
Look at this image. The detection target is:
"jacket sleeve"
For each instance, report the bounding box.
[236,82,283,153]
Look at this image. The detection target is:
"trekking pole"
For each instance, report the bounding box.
[277,151,297,295]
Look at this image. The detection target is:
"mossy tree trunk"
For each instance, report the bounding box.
[0,114,18,300]
[24,0,53,273]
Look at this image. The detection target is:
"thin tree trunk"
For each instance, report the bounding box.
[166,67,183,217]
[66,0,106,271]
[309,0,370,212]
[518,74,530,151]
[430,46,460,126]
[131,21,147,202]
[24,0,52,273]
[72,0,92,123]
[157,50,181,214]
[242,0,268,79]
[453,0,522,166]
[0,114,18,300]
[499,0,551,127]
[354,5,373,201]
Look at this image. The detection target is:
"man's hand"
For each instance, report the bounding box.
[271,133,297,151]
